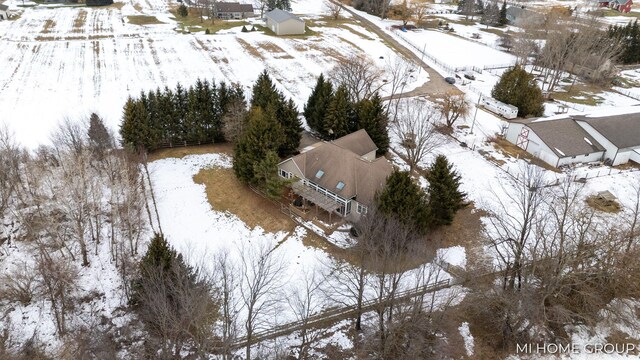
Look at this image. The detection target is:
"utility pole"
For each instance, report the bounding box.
[470,92,482,134]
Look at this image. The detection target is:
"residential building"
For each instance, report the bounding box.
[505,6,545,26]
[504,112,640,167]
[0,4,9,20]
[277,130,393,223]
[598,0,633,13]
[214,2,255,20]
[265,8,305,35]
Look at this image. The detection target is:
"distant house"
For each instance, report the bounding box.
[86,0,113,6]
[278,130,393,222]
[505,6,545,26]
[265,8,305,35]
[214,2,254,19]
[0,4,9,20]
[597,0,633,13]
[504,112,640,167]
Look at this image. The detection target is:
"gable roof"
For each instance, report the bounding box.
[214,2,253,13]
[265,8,304,23]
[0,4,8,10]
[520,117,605,157]
[331,129,378,156]
[573,112,640,149]
[281,131,392,207]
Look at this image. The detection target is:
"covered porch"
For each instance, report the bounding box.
[288,180,350,226]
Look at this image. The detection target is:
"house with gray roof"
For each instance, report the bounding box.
[505,111,640,167]
[0,4,10,21]
[214,2,254,20]
[265,8,305,35]
[278,129,393,222]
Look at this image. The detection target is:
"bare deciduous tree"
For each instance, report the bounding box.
[435,92,470,129]
[330,54,384,103]
[214,249,240,360]
[287,266,325,359]
[239,241,286,360]
[327,0,343,20]
[222,98,249,143]
[391,99,443,173]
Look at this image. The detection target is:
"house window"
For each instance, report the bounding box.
[315,170,324,179]
[336,181,345,191]
[278,169,290,179]
[357,203,367,215]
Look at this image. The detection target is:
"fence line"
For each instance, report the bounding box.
[615,88,640,101]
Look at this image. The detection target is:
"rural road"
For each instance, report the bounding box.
[333,1,458,98]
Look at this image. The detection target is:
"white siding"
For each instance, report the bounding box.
[0,10,8,20]
[630,149,640,164]
[557,152,604,167]
[505,123,524,144]
[575,121,619,163]
[614,150,632,166]
[266,18,305,35]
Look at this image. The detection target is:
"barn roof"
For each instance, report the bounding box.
[0,4,8,10]
[520,118,605,157]
[573,112,640,149]
[214,2,253,13]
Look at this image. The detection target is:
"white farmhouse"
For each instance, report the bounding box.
[0,4,10,21]
[264,8,305,36]
[504,112,640,167]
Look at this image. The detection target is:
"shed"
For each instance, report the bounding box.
[0,4,9,20]
[265,8,305,35]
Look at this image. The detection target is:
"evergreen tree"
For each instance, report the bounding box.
[177,3,188,17]
[355,93,389,155]
[140,233,180,275]
[252,150,286,199]
[499,0,508,26]
[120,97,150,150]
[87,113,113,155]
[304,74,334,134]
[491,65,544,117]
[277,99,302,157]
[425,155,466,227]
[322,85,353,140]
[376,170,430,232]
[251,71,281,110]
[233,106,285,184]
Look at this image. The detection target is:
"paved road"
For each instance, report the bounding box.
[334,1,458,98]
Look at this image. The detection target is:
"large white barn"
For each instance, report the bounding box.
[504,112,640,167]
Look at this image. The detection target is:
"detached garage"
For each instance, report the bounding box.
[265,8,305,35]
[0,4,10,20]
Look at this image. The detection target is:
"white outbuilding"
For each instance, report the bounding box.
[0,4,10,21]
[265,8,305,36]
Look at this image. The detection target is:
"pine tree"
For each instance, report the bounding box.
[120,97,151,150]
[277,99,302,157]
[252,150,286,199]
[177,3,188,17]
[233,106,285,184]
[491,65,544,117]
[355,93,389,155]
[376,170,430,232]
[87,113,113,156]
[251,70,280,110]
[426,155,466,227]
[140,233,179,274]
[304,74,333,133]
[322,85,352,140]
[499,0,508,26]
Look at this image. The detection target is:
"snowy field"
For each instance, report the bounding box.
[0,0,428,148]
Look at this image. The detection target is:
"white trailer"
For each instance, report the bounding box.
[480,95,518,119]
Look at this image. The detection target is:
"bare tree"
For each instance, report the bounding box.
[0,124,21,247]
[0,261,39,305]
[330,54,384,103]
[36,248,78,336]
[391,99,443,173]
[435,92,470,129]
[327,0,343,20]
[214,249,240,360]
[287,267,325,359]
[239,241,287,360]
[384,56,416,123]
[222,98,249,143]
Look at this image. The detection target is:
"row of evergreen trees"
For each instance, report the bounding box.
[233,72,302,197]
[120,79,245,150]
[458,0,508,27]
[304,74,390,155]
[377,155,467,233]
[267,0,291,11]
[609,20,640,65]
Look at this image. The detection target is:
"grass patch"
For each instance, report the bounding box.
[127,15,164,25]
[586,194,621,213]
[490,137,561,172]
[592,8,640,18]
[236,38,264,59]
[550,84,606,106]
[72,10,87,33]
[148,143,233,161]
[41,19,56,33]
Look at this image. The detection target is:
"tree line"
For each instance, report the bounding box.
[609,19,640,65]
[120,79,245,151]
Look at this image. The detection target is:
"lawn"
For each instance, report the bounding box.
[127,15,164,25]
[550,84,605,106]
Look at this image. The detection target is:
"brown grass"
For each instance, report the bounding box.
[236,38,264,59]
[41,19,56,34]
[133,3,143,11]
[148,143,233,161]
[127,15,164,25]
[586,195,622,213]
[72,10,87,33]
[490,137,561,172]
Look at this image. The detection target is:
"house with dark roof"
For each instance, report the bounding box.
[214,2,254,20]
[277,129,393,222]
[505,112,640,167]
[598,0,633,13]
[0,4,10,20]
[265,8,305,35]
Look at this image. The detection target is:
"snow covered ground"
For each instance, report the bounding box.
[0,0,428,148]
